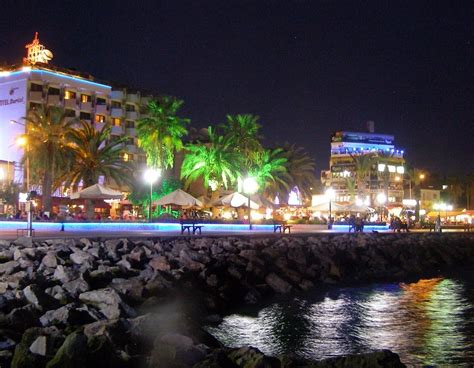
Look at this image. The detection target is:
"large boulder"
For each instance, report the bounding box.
[79,288,134,320]
[23,285,59,311]
[265,273,292,294]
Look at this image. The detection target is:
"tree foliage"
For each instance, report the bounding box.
[136,97,189,169]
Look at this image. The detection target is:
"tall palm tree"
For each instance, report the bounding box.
[180,127,242,194]
[221,114,263,165]
[250,148,289,197]
[375,150,395,199]
[282,144,317,200]
[136,96,190,170]
[23,105,76,212]
[349,152,375,196]
[62,121,132,218]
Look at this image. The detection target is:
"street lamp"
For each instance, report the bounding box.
[376,192,387,221]
[144,168,161,222]
[325,187,336,229]
[243,176,258,230]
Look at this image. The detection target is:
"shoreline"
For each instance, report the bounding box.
[1,233,473,367]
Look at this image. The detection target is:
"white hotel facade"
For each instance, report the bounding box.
[0,34,149,188]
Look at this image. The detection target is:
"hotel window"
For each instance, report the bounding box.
[64,90,76,100]
[111,118,121,127]
[126,138,134,145]
[138,155,146,164]
[65,109,76,118]
[123,153,134,162]
[125,104,135,112]
[96,97,106,105]
[80,112,91,120]
[111,101,122,109]
[30,83,43,92]
[29,102,41,110]
[81,94,91,103]
[95,115,106,123]
[125,121,135,128]
[48,87,60,95]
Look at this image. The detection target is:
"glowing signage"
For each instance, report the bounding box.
[23,32,53,65]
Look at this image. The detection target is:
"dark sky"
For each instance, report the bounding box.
[1,0,473,175]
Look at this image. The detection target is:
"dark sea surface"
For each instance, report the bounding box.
[208,276,474,366]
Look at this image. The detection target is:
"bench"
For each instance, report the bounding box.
[16,228,35,237]
[273,221,292,233]
[180,220,204,235]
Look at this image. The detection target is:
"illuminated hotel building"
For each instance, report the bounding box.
[321,129,405,205]
[0,33,148,186]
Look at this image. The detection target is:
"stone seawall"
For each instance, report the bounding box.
[0,233,472,367]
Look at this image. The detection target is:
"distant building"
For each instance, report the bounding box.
[0,33,149,187]
[321,129,405,206]
[420,188,441,210]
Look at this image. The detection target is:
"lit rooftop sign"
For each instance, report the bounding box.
[24,32,53,65]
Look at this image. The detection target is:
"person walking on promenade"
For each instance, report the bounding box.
[435,215,442,232]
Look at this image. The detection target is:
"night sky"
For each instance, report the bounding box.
[1,0,473,176]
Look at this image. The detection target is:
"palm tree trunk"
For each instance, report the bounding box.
[86,199,94,220]
[42,171,53,213]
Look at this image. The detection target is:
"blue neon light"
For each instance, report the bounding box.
[0,69,111,90]
[0,221,275,233]
[31,70,111,89]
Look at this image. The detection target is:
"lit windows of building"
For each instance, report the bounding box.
[321,128,405,205]
[112,118,121,127]
[81,94,91,103]
[95,115,106,123]
[64,90,76,99]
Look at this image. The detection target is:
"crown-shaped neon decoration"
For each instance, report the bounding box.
[23,32,53,65]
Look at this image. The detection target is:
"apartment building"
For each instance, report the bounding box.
[321,129,406,205]
[0,33,149,186]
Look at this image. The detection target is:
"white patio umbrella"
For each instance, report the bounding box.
[154,189,203,207]
[70,184,123,200]
[340,203,375,213]
[309,202,345,212]
[211,192,259,209]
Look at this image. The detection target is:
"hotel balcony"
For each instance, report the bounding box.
[125,128,136,137]
[127,93,139,103]
[29,91,43,101]
[110,108,123,118]
[47,95,60,105]
[95,105,107,115]
[111,90,124,100]
[140,96,150,105]
[64,99,77,109]
[95,122,105,131]
[126,111,138,120]
[111,125,123,135]
[80,102,92,111]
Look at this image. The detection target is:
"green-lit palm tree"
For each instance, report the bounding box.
[281,144,317,200]
[250,148,289,197]
[136,96,190,170]
[349,152,375,197]
[180,127,242,194]
[23,105,76,212]
[62,121,132,218]
[221,114,263,165]
[345,177,357,202]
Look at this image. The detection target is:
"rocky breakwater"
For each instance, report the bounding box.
[0,233,472,367]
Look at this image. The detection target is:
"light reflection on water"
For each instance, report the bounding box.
[208,278,474,366]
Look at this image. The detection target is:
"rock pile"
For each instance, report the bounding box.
[0,233,472,367]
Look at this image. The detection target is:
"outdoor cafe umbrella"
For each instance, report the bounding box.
[309,202,345,212]
[70,184,123,200]
[211,192,259,210]
[154,189,203,207]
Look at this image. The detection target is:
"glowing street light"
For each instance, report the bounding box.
[325,187,336,229]
[243,176,258,230]
[144,168,161,222]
